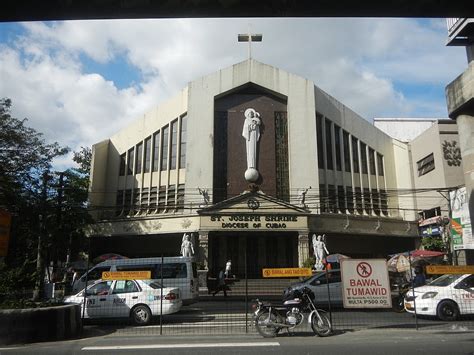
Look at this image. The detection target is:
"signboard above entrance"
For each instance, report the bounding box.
[202,214,307,231]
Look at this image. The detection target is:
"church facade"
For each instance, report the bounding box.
[88,59,421,277]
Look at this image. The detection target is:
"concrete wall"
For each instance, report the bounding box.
[185,59,319,207]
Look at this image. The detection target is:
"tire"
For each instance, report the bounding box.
[255,311,281,338]
[311,310,332,337]
[131,304,152,325]
[392,296,406,313]
[437,300,459,321]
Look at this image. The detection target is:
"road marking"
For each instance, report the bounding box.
[82,342,280,350]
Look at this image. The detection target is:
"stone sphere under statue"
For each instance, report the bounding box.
[245,168,259,182]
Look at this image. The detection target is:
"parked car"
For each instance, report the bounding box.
[72,256,199,305]
[404,273,474,321]
[283,269,343,305]
[64,279,182,325]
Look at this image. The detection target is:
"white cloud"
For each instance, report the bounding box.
[0,18,467,170]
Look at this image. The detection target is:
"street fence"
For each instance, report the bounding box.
[45,255,474,337]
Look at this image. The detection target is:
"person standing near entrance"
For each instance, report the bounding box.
[225,260,232,278]
[213,269,227,297]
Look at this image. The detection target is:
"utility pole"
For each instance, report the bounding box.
[32,171,50,301]
[438,188,457,265]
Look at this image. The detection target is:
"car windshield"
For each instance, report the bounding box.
[142,280,163,289]
[428,274,462,287]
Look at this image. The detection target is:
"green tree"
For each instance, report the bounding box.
[0,98,69,299]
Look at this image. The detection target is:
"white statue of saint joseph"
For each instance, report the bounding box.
[242,108,261,182]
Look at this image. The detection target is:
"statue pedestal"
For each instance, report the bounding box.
[197,269,209,293]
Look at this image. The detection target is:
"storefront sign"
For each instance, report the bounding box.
[262,268,312,278]
[202,214,306,231]
[102,271,151,280]
[0,209,12,257]
[426,265,474,275]
[450,187,473,250]
[420,225,442,236]
[341,259,392,309]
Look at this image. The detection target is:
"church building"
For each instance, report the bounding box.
[88,59,424,277]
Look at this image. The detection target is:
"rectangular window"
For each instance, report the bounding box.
[135,142,143,174]
[337,185,345,212]
[369,148,376,175]
[167,185,176,211]
[360,142,368,174]
[343,131,351,172]
[177,184,185,211]
[316,113,324,169]
[328,184,337,213]
[141,187,149,213]
[133,188,140,213]
[158,186,166,213]
[115,190,124,216]
[152,131,160,172]
[380,189,388,215]
[275,111,289,201]
[417,153,435,176]
[346,186,354,213]
[161,125,169,171]
[325,118,333,170]
[355,187,363,214]
[124,189,132,215]
[144,137,151,173]
[149,187,157,212]
[127,148,134,175]
[170,120,178,170]
[319,184,327,213]
[352,137,359,173]
[372,189,380,216]
[377,153,384,176]
[179,115,187,169]
[334,125,342,171]
[119,153,126,176]
[364,188,371,215]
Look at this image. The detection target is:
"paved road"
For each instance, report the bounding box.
[1,328,473,354]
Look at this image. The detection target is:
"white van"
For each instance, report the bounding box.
[72,257,199,305]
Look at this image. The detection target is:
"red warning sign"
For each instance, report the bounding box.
[341,259,392,309]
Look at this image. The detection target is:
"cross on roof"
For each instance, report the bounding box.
[238,32,262,59]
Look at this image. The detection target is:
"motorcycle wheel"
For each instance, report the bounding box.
[392,295,406,313]
[311,310,332,337]
[255,311,281,338]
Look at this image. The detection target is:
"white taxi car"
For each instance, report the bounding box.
[404,274,474,321]
[64,279,182,325]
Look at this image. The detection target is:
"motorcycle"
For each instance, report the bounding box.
[253,286,332,338]
[391,281,410,312]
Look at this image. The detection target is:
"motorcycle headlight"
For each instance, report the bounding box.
[421,292,438,299]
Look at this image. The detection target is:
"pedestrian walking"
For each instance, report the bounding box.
[213,269,227,297]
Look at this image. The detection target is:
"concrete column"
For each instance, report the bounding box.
[297,233,309,267]
[198,232,209,269]
[455,115,474,264]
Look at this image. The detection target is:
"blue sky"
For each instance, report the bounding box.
[0,18,467,168]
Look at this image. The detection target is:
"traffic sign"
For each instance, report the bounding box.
[341,259,392,309]
[101,271,151,280]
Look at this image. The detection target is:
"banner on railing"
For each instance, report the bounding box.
[262,268,312,278]
[102,271,151,280]
[426,265,474,275]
